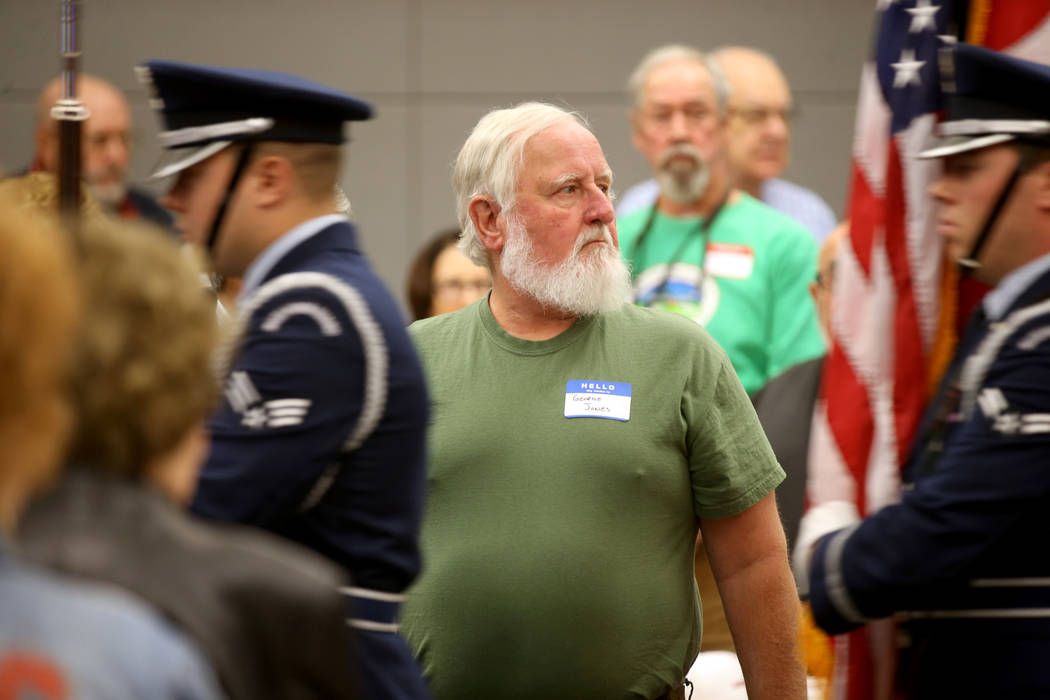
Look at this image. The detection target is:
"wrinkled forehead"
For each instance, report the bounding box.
[520,121,611,180]
[722,55,791,104]
[83,109,132,134]
[81,84,132,125]
[641,59,718,107]
[730,76,791,109]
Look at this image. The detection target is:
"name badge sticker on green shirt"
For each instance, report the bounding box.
[564,380,632,421]
[705,242,754,279]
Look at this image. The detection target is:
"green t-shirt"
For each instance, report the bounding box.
[618,194,826,394]
[401,299,784,699]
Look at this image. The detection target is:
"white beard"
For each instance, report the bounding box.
[656,143,709,204]
[87,180,128,209]
[500,215,632,316]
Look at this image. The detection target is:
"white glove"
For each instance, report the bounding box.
[792,500,860,598]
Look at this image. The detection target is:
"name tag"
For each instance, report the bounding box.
[564,380,632,421]
[705,243,754,280]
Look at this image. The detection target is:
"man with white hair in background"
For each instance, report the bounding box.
[400,101,805,700]
[31,73,173,230]
[618,46,837,243]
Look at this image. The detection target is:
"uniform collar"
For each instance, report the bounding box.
[239,213,347,301]
[982,251,1050,321]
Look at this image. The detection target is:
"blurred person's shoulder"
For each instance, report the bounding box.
[0,550,224,700]
[408,297,484,345]
[604,302,728,361]
[762,178,837,242]
[191,512,350,591]
[723,192,818,253]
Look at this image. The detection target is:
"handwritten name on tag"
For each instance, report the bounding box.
[564,380,632,421]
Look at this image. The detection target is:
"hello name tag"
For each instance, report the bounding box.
[564,380,632,421]
[705,243,755,280]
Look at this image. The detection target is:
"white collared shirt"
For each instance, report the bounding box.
[982,251,1050,321]
[239,214,348,302]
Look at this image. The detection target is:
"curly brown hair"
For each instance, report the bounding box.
[0,172,106,226]
[0,191,79,517]
[69,220,219,477]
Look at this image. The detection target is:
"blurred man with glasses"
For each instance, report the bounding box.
[31,73,174,231]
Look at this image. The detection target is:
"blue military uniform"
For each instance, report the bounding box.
[805,45,1050,697]
[141,61,430,700]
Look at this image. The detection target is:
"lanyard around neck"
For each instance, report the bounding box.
[631,193,729,305]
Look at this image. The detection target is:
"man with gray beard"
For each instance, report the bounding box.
[400,102,805,700]
[619,45,824,397]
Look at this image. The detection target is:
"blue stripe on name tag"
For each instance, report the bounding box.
[565,380,632,396]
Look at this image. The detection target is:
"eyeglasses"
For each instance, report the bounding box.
[433,279,490,299]
[83,129,135,154]
[730,106,795,126]
[814,265,834,290]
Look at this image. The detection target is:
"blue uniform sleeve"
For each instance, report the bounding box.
[193,284,367,525]
[808,324,1050,635]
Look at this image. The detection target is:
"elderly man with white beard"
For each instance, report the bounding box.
[399,102,805,700]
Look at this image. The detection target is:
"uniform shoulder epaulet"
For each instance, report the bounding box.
[960,297,1050,420]
[219,271,390,512]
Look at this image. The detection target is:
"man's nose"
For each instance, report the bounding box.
[104,137,129,166]
[928,176,949,202]
[669,110,691,142]
[764,113,789,141]
[587,187,615,226]
[88,132,131,169]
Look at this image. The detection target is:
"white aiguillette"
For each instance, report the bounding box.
[564,380,632,422]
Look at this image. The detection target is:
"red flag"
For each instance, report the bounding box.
[807,3,1050,699]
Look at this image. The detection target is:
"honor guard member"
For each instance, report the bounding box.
[140,61,430,700]
[794,44,1050,697]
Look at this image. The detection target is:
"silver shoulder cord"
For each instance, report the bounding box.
[222,272,390,513]
[958,298,1050,419]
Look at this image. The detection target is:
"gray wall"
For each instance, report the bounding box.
[0,0,873,311]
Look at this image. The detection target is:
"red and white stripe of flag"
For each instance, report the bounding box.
[806,6,1050,700]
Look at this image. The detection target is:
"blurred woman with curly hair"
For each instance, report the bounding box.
[11,174,360,700]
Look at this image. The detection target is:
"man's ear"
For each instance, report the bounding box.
[1033,159,1050,214]
[32,127,57,172]
[249,155,294,207]
[468,196,505,253]
[629,110,646,154]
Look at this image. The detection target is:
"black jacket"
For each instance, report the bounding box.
[18,468,358,700]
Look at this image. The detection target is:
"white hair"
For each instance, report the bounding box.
[454,102,589,268]
[627,44,731,118]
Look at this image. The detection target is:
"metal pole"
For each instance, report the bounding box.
[53,0,88,235]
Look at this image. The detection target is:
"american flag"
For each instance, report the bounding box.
[806,1,1050,698]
